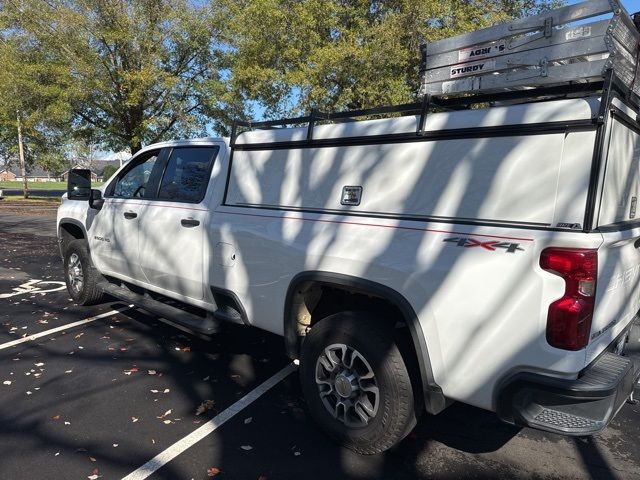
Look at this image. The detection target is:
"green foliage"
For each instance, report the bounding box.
[0,17,73,172]
[0,0,564,155]
[101,164,118,180]
[218,0,563,117]
[0,0,237,153]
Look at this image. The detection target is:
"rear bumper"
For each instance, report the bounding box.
[496,318,640,436]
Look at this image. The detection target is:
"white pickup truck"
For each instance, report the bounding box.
[57,0,639,454]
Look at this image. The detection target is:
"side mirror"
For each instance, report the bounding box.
[67,169,92,200]
[89,189,104,210]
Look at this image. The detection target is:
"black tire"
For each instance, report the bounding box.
[64,239,104,306]
[300,311,418,454]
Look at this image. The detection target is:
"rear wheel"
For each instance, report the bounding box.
[64,239,104,305]
[300,311,418,454]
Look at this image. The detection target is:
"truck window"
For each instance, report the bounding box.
[598,118,640,227]
[157,146,219,203]
[111,150,160,199]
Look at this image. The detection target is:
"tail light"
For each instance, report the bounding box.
[540,248,598,351]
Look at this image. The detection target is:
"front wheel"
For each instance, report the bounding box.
[300,311,418,454]
[64,239,104,305]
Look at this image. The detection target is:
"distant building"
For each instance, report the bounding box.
[1,155,128,184]
[11,167,62,182]
[0,169,17,181]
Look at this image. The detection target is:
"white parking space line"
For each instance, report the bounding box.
[122,363,298,480]
[0,307,131,350]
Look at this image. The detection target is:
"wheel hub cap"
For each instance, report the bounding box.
[334,372,357,398]
[315,343,380,428]
[67,253,84,294]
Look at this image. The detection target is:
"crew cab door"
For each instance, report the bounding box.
[90,149,164,280]
[137,146,219,300]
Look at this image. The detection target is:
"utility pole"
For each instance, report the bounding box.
[16,110,28,199]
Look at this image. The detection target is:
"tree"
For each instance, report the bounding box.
[101,164,118,181]
[1,0,239,154]
[216,0,563,117]
[67,139,100,171]
[0,17,74,196]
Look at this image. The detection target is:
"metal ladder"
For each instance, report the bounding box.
[421,0,640,97]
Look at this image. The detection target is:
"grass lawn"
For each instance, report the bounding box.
[1,195,61,203]
[0,180,67,189]
[0,181,103,189]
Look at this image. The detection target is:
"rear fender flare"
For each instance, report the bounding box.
[284,271,446,414]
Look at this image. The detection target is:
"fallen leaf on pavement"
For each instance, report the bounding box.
[131,417,139,423]
[240,445,253,451]
[74,333,84,339]
[196,400,215,416]
[89,457,97,462]
[207,467,221,477]
[157,409,172,419]
[148,370,156,375]
[244,417,252,424]
[163,420,172,424]
[52,415,60,420]
[3,381,11,386]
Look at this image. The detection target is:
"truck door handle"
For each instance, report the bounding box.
[181,218,200,228]
[123,211,137,219]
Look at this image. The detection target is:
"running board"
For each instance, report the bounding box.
[98,282,220,335]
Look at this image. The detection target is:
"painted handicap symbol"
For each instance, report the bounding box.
[0,279,66,299]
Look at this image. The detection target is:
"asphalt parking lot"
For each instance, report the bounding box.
[1,207,639,480]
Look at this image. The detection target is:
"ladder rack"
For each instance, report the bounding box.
[420,0,640,97]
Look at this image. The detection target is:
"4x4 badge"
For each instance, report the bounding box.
[443,237,524,253]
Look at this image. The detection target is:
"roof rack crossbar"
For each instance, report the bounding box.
[229,80,618,146]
